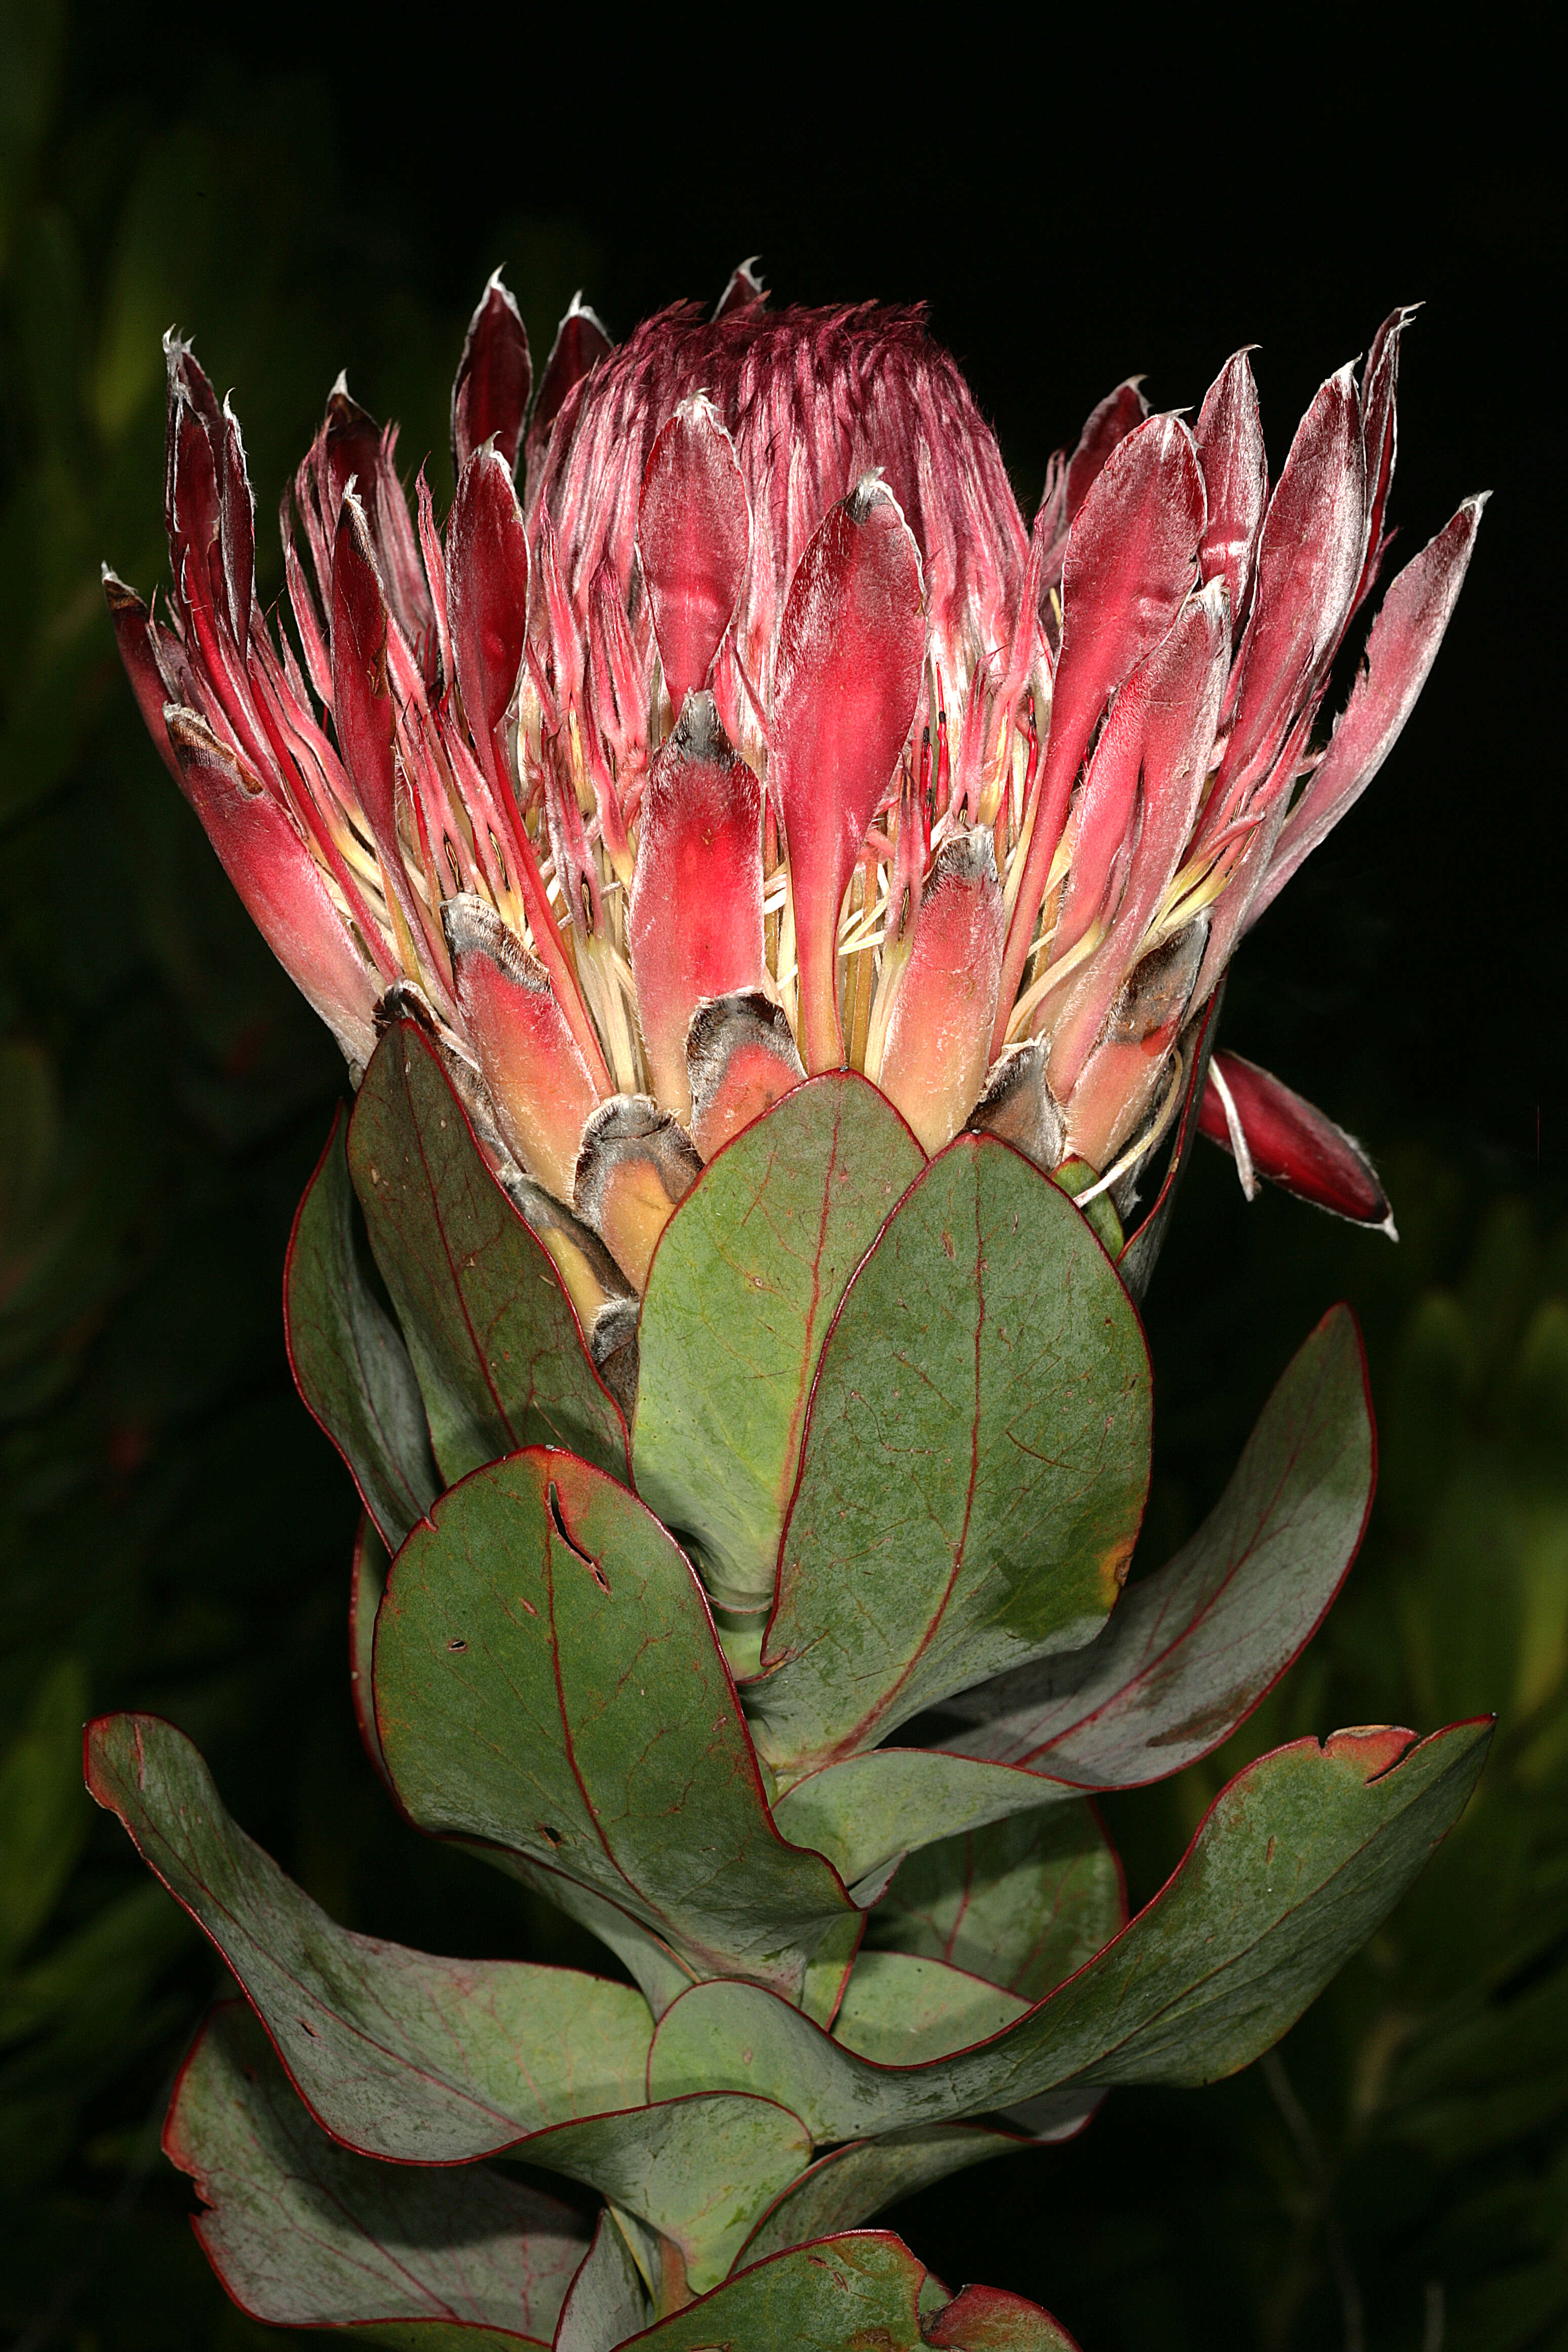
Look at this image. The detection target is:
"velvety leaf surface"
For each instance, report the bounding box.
[620,2232,931,2349]
[645,1723,1489,2138]
[285,1108,439,1552]
[867,1806,1125,2003]
[509,2094,813,2295]
[349,1024,628,1484]
[166,2003,584,2337]
[85,1713,653,2162]
[942,1306,1374,1780]
[373,1447,853,1998]
[633,1074,925,1611]
[552,2209,649,2352]
[753,1135,1150,1775]
[738,2126,1022,2264]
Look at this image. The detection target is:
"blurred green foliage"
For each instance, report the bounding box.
[0,5,1561,2346]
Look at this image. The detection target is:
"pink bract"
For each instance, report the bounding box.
[106,273,1483,1288]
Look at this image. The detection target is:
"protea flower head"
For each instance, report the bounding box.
[107,270,1481,1310]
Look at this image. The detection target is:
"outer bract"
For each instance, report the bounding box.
[92,266,1489,2344]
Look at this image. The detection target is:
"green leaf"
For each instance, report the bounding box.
[645,1722,1491,2138]
[832,1952,1030,2062]
[1049,1155,1124,1256]
[95,1716,810,2298]
[798,1909,864,2028]
[349,1023,628,1484]
[85,1712,653,2163]
[752,1134,1151,1776]
[867,1806,1125,2004]
[737,2126,1023,2265]
[322,2327,572,2349]
[942,1304,1375,1781]
[625,2232,932,2349]
[373,1447,854,2000]
[166,2002,582,2340]
[285,1109,439,1552]
[552,2209,650,2352]
[472,1847,698,2022]
[505,2094,813,2296]
[0,1655,89,1966]
[771,1748,1079,1896]
[633,1073,925,1611]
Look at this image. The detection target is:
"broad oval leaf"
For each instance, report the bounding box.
[646,1721,1490,2139]
[798,1908,866,2029]
[85,1712,652,2163]
[633,1072,925,1611]
[171,2003,811,2313]
[622,2232,932,2350]
[752,1134,1151,1776]
[866,1805,1126,2004]
[284,1107,438,1553]
[553,2210,649,2352]
[349,1023,628,1484]
[167,2002,584,2339]
[942,1304,1375,1781]
[473,1845,697,2022]
[372,1447,854,2000]
[736,2125,1023,2266]
[771,1747,1081,1896]
[514,2093,813,2295]
[833,1951,1031,2063]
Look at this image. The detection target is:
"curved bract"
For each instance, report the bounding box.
[91,264,1490,2347]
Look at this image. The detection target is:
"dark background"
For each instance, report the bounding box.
[62,2,1561,1172]
[2,6,1563,2348]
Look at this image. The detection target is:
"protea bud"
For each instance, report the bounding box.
[93,272,1491,2346]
